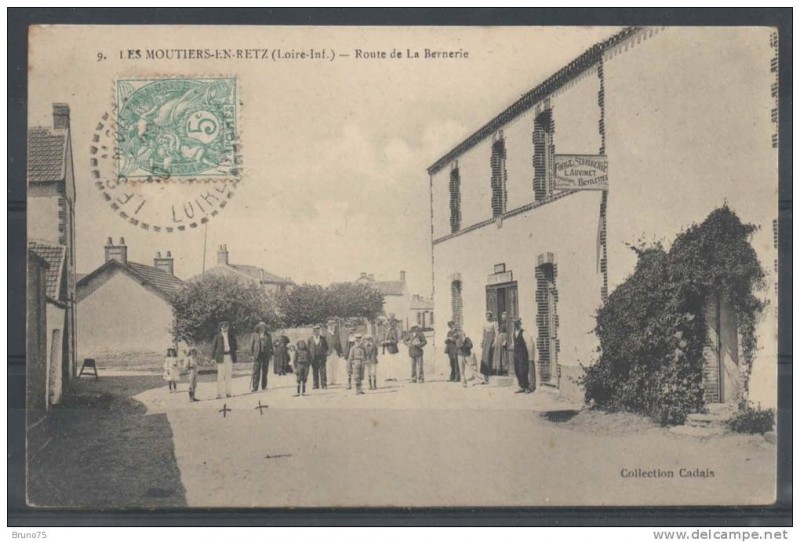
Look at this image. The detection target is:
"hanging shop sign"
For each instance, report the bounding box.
[553,154,609,191]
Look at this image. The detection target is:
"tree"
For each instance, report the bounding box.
[276,282,385,327]
[275,284,330,327]
[327,282,384,321]
[171,273,281,345]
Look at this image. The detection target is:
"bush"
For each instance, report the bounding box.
[171,273,281,345]
[582,206,765,425]
[727,405,775,434]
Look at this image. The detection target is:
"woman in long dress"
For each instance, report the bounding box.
[480,311,497,378]
[274,335,290,375]
[493,314,509,375]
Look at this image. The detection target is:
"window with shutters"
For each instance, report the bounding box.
[533,109,554,201]
[451,279,463,329]
[490,132,507,218]
[449,163,461,233]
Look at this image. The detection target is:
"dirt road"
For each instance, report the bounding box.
[133,371,776,508]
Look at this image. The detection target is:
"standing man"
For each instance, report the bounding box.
[211,321,237,399]
[347,333,367,395]
[445,320,460,382]
[512,318,533,393]
[308,325,329,389]
[250,321,272,392]
[405,325,428,383]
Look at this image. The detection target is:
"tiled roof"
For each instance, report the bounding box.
[369,280,405,296]
[210,263,293,284]
[127,262,185,297]
[428,26,642,175]
[78,260,184,301]
[28,127,67,183]
[28,240,66,301]
[410,297,434,310]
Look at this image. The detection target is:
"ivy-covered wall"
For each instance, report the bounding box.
[582,206,766,425]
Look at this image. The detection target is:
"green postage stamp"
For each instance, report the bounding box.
[116,77,239,180]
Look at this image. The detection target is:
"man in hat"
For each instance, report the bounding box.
[512,317,533,393]
[250,321,273,392]
[347,333,367,395]
[210,321,237,399]
[405,325,428,383]
[308,324,329,389]
[444,320,460,382]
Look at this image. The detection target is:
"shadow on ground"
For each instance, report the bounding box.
[27,375,187,508]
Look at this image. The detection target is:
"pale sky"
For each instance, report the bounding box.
[28,26,622,297]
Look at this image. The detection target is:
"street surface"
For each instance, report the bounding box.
[131,367,776,508]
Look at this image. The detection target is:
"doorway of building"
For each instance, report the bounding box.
[49,329,62,407]
[485,281,518,376]
[707,293,741,404]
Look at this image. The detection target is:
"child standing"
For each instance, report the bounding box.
[163,348,181,392]
[293,340,310,397]
[183,348,199,402]
[364,336,379,390]
[458,331,486,387]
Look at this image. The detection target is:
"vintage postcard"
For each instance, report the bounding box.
[25,24,778,508]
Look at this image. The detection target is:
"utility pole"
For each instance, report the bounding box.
[202,220,208,274]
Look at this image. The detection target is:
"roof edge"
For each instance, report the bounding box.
[427,26,643,176]
[77,260,180,303]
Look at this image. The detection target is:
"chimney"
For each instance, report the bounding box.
[400,270,406,284]
[217,244,229,265]
[154,250,175,276]
[360,272,367,279]
[53,103,70,130]
[105,236,128,265]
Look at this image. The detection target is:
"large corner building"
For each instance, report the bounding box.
[428,27,778,405]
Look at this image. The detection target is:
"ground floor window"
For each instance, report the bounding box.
[451,279,463,329]
[535,258,559,385]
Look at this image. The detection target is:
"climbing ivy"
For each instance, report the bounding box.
[582,206,766,425]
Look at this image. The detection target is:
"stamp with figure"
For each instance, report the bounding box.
[116,78,239,181]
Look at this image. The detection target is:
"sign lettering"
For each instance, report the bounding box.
[553,154,609,191]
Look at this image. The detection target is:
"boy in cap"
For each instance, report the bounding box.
[294,339,311,396]
[404,325,427,383]
[347,333,367,395]
[363,335,379,390]
[183,348,200,402]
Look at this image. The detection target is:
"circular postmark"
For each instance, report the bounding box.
[90,77,242,232]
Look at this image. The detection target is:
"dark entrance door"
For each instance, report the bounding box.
[485,282,518,376]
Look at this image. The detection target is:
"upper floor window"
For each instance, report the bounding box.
[490,131,507,218]
[449,162,461,233]
[534,109,553,201]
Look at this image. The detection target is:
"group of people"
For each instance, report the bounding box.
[444,311,535,393]
[164,314,534,401]
[165,318,412,401]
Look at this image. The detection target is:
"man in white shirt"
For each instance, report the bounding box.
[211,321,238,399]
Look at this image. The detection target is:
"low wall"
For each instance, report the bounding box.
[558,365,586,405]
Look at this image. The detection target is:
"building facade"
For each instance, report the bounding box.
[410,294,434,331]
[429,27,777,405]
[77,238,184,365]
[355,271,417,332]
[27,250,49,425]
[27,103,77,408]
